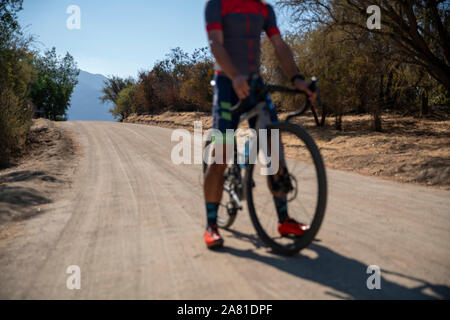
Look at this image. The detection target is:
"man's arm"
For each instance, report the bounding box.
[204,0,249,99]
[263,3,315,102]
[208,30,250,99]
[269,34,315,101]
[269,34,300,80]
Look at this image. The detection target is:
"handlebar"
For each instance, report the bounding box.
[263,80,318,96]
[230,77,320,117]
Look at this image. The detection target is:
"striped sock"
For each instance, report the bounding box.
[273,196,288,223]
[206,203,219,228]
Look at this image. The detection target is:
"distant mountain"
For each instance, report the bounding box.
[67,70,116,121]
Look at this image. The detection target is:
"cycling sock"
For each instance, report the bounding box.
[206,202,219,228]
[273,196,288,223]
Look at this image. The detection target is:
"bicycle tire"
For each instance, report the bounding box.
[245,122,327,255]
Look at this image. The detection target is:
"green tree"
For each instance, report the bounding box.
[133,47,214,113]
[277,0,450,91]
[180,60,214,112]
[110,85,138,121]
[0,0,35,166]
[100,76,135,105]
[30,48,79,120]
[0,0,23,45]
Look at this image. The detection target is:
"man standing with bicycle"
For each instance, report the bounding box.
[203,0,316,249]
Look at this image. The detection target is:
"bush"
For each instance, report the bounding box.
[127,48,214,115]
[110,85,138,121]
[0,45,35,167]
[0,87,33,167]
[180,61,214,112]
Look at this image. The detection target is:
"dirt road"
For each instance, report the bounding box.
[1,121,449,299]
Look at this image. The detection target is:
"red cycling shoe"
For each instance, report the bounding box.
[278,218,310,237]
[204,225,224,249]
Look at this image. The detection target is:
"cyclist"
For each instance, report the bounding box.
[204,0,316,249]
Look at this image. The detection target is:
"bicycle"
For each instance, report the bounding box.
[203,75,327,255]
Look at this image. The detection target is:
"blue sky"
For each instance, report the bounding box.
[18,0,288,78]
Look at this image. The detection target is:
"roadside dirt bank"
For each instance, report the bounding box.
[125,112,450,190]
[0,119,80,235]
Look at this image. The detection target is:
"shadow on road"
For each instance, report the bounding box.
[220,230,450,300]
[0,170,62,222]
[0,185,51,222]
[0,170,61,184]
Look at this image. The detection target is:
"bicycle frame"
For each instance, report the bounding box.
[236,101,269,131]
[212,79,320,202]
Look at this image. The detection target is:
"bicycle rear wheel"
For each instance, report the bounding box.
[245,122,327,255]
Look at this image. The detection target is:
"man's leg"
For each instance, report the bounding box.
[265,134,308,236]
[261,94,308,236]
[249,93,290,224]
[265,142,289,224]
[203,75,239,248]
[269,166,289,224]
[204,158,227,227]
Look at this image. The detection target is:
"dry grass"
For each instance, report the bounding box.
[290,114,450,189]
[125,111,450,189]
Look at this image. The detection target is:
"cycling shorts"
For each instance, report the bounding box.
[212,73,279,139]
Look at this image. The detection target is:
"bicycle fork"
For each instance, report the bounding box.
[224,184,243,210]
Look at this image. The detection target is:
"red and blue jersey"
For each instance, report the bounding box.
[205,0,281,75]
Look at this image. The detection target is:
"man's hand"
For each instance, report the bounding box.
[232,74,250,100]
[294,78,317,104]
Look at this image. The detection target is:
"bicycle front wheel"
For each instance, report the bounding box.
[245,122,327,255]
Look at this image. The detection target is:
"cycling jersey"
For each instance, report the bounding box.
[205,0,281,75]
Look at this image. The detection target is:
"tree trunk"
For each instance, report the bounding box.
[385,68,395,109]
[320,103,327,127]
[379,74,385,109]
[335,114,342,131]
[420,89,429,117]
[372,74,383,132]
[357,76,368,114]
[357,94,367,114]
[372,111,382,132]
